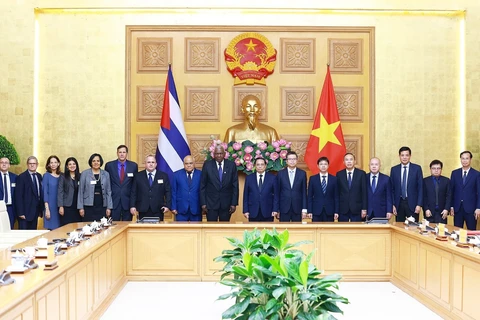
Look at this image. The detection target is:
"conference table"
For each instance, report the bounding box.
[0,222,478,320]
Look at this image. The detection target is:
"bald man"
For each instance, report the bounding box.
[171,155,202,222]
[366,157,393,219]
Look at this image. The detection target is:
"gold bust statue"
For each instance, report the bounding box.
[224,95,280,143]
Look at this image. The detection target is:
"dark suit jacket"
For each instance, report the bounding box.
[15,170,43,221]
[105,159,138,211]
[57,174,77,207]
[307,173,338,217]
[336,168,367,216]
[423,175,451,213]
[171,168,202,215]
[390,163,423,212]
[130,170,171,213]
[450,168,480,213]
[0,171,17,206]
[243,172,279,219]
[367,172,393,218]
[277,167,307,214]
[200,159,239,210]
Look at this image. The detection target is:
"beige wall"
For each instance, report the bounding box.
[1,1,478,177]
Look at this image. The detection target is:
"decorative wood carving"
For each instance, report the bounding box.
[232,87,267,122]
[328,38,363,73]
[280,87,315,121]
[137,86,164,121]
[137,38,172,72]
[136,135,158,169]
[280,38,315,73]
[185,87,220,121]
[335,87,363,122]
[185,38,220,73]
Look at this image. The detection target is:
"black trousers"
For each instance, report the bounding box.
[397,198,417,222]
[279,205,302,222]
[206,208,230,222]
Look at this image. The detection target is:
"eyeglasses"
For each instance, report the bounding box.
[28,162,38,165]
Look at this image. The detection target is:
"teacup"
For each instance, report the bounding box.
[70,231,78,240]
[91,221,99,229]
[101,217,108,225]
[37,237,48,248]
[82,225,91,233]
[11,250,26,268]
[22,246,36,257]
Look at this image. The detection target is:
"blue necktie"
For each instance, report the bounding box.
[434,177,439,209]
[31,173,39,199]
[372,175,377,192]
[321,176,327,194]
[187,172,192,186]
[401,166,407,199]
[463,171,467,186]
[218,163,223,182]
[347,172,352,189]
[3,174,8,203]
[148,172,153,187]
[259,174,263,190]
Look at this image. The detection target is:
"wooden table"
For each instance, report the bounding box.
[0,222,478,320]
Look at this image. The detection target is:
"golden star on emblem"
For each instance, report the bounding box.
[244,39,258,52]
[311,114,342,152]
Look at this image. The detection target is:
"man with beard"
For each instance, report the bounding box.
[224,95,280,143]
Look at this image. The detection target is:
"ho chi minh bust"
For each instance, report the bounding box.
[224,95,280,143]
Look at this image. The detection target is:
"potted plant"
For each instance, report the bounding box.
[0,135,20,165]
[215,228,349,320]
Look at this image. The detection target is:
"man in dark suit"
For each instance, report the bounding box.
[366,157,393,220]
[277,151,307,222]
[200,145,239,221]
[105,145,138,221]
[307,157,339,222]
[243,157,278,222]
[0,157,17,229]
[171,155,202,222]
[450,151,480,230]
[130,155,171,221]
[336,153,367,222]
[423,159,451,224]
[15,156,43,230]
[390,146,423,222]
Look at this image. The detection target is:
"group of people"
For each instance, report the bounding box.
[194,145,480,230]
[1,145,479,230]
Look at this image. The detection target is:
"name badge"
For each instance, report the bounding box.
[127,173,134,177]
[11,183,16,187]
[158,179,163,184]
[90,181,97,185]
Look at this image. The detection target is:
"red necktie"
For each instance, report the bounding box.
[120,164,125,183]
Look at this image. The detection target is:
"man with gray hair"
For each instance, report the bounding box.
[15,156,44,229]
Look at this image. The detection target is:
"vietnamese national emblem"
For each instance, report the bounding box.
[224,32,277,85]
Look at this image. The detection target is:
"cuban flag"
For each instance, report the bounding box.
[156,65,190,180]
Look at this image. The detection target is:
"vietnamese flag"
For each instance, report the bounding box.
[304,66,346,175]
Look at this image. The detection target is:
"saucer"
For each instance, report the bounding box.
[6,266,29,273]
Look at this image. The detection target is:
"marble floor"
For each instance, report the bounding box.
[101,281,442,320]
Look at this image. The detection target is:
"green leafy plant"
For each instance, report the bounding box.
[214,228,349,320]
[0,135,20,165]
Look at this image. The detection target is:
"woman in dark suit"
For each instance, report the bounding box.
[78,153,113,222]
[57,157,82,226]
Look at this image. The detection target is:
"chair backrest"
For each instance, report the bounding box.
[0,201,12,232]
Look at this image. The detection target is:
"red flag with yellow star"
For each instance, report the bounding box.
[304,66,346,175]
